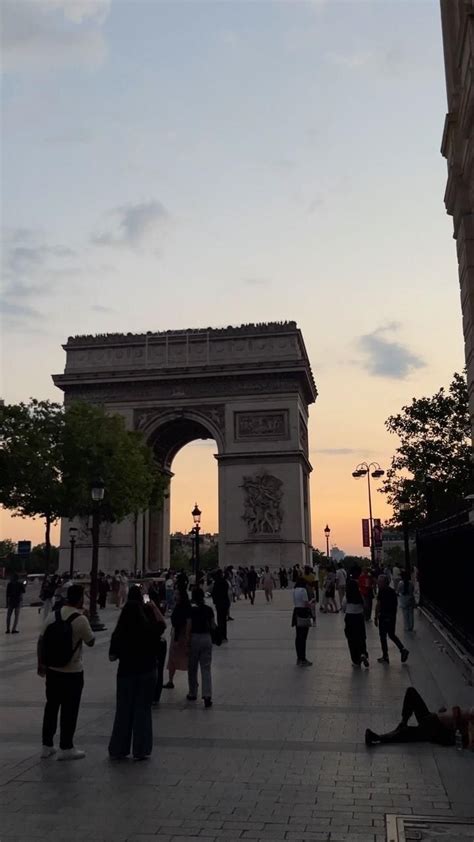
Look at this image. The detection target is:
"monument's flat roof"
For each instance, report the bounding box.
[65,321,299,345]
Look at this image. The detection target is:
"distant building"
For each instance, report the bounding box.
[330,547,345,563]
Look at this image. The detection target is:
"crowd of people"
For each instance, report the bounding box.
[5,556,472,761]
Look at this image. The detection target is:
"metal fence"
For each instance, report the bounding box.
[417,507,474,655]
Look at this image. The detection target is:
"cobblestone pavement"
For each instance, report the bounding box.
[1,590,473,842]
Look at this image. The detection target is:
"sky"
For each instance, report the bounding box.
[0,0,466,556]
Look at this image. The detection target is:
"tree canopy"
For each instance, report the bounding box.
[0,399,167,558]
[381,371,472,525]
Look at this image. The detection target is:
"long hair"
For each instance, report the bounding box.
[113,600,149,644]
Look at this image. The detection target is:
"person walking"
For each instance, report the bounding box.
[211,569,230,642]
[40,574,58,620]
[343,568,369,668]
[375,575,409,664]
[247,566,258,605]
[261,566,276,603]
[292,577,312,666]
[38,584,95,760]
[240,567,249,600]
[335,562,347,610]
[358,567,375,622]
[398,570,416,632]
[187,588,215,708]
[118,570,129,609]
[365,686,474,748]
[97,572,109,610]
[163,588,191,689]
[108,595,162,760]
[6,573,25,634]
[111,570,121,608]
[323,567,338,613]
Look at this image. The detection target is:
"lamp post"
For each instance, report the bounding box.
[69,527,78,580]
[352,462,385,565]
[89,479,106,631]
[400,503,411,577]
[192,503,202,587]
[324,524,331,559]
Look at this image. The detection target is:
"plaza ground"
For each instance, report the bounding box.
[1,590,473,842]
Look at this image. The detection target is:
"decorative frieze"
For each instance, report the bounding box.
[241,472,284,536]
[234,410,289,441]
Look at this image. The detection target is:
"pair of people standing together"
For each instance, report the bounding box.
[164,587,216,708]
[343,569,409,667]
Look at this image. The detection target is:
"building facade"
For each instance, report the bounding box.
[440,0,474,439]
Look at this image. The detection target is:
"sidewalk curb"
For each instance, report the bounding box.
[420,607,474,686]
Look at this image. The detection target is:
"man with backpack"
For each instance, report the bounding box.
[38,584,95,761]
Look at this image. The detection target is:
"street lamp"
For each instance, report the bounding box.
[89,478,106,631]
[324,524,331,559]
[352,461,385,565]
[192,503,202,586]
[69,527,78,579]
[399,503,411,577]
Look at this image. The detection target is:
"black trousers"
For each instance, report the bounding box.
[344,614,367,665]
[215,604,228,641]
[249,589,256,605]
[379,616,404,658]
[363,594,373,621]
[42,669,84,750]
[154,639,167,703]
[379,687,454,746]
[295,625,309,661]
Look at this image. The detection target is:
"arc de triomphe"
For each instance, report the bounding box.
[54,322,317,572]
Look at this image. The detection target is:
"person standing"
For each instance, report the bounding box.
[247,566,258,605]
[187,588,215,708]
[163,588,192,689]
[343,568,369,668]
[97,572,109,610]
[211,569,230,641]
[38,584,95,760]
[335,563,347,610]
[111,570,121,608]
[358,567,375,622]
[302,565,317,625]
[108,596,161,760]
[375,575,409,664]
[240,567,249,600]
[292,577,312,666]
[323,567,338,613]
[261,566,276,603]
[6,573,25,634]
[398,570,416,632]
[118,570,129,609]
[40,574,58,620]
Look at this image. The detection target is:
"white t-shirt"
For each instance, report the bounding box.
[42,606,95,673]
[293,587,308,608]
[336,568,347,587]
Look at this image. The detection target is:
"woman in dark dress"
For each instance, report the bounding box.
[108,595,161,760]
[343,567,369,668]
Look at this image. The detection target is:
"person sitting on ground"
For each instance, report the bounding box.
[366,686,474,748]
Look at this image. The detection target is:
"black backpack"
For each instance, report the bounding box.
[41,609,81,668]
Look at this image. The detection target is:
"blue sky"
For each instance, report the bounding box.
[1,0,465,553]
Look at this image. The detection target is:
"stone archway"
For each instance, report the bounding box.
[54,322,317,573]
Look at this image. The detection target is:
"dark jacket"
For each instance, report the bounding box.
[6,580,25,607]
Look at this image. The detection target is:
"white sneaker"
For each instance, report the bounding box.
[56,748,86,761]
[41,746,56,759]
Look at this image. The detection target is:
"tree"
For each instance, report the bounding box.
[61,402,166,523]
[0,400,167,562]
[0,539,15,560]
[381,372,472,526]
[0,400,64,561]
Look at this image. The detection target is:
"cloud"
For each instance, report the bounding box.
[357,323,425,380]
[93,200,170,249]
[326,45,414,77]
[244,278,271,287]
[1,0,111,73]
[1,228,76,326]
[90,304,115,313]
[307,196,325,214]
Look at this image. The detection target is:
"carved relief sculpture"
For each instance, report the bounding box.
[241,472,283,535]
[235,410,289,441]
